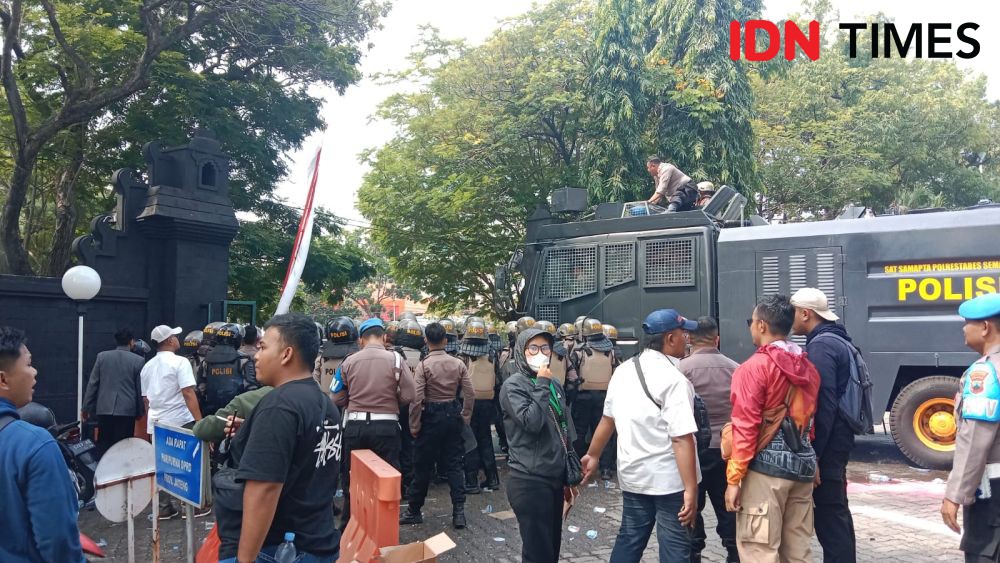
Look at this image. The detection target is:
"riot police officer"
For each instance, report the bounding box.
[181,330,204,373]
[316,317,359,396]
[459,318,501,493]
[400,322,475,529]
[536,321,577,388]
[572,317,620,481]
[488,322,503,356]
[396,318,425,495]
[199,323,258,416]
[942,293,1000,562]
[603,323,624,359]
[440,318,460,356]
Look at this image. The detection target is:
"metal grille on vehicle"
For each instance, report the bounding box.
[539,246,597,300]
[644,238,695,287]
[604,242,635,288]
[535,304,560,325]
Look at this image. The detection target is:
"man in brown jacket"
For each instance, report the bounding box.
[334,317,415,529]
[400,322,475,530]
[679,316,740,563]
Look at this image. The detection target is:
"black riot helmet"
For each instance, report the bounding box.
[202,322,225,347]
[397,319,425,349]
[324,316,359,358]
[181,330,203,357]
[215,323,243,348]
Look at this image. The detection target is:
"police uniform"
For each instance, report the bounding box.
[334,320,416,529]
[947,294,1000,562]
[459,335,501,492]
[571,335,620,476]
[199,341,257,415]
[401,349,475,528]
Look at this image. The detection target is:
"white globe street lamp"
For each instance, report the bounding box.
[62,265,102,420]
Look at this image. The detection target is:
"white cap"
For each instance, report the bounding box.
[150,325,183,343]
[790,288,839,321]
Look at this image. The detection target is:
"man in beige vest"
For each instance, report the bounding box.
[572,317,620,481]
[459,318,501,493]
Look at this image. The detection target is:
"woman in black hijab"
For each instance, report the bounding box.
[500,327,577,563]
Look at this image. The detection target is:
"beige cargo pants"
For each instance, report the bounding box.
[736,469,814,563]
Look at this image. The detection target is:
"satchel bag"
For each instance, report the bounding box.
[549,405,583,486]
[721,385,797,460]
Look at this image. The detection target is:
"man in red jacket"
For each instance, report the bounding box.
[725,295,821,563]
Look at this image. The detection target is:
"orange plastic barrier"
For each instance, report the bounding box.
[196,526,221,563]
[338,449,401,563]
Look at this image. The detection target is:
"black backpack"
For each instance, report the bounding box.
[632,357,712,452]
[813,332,875,435]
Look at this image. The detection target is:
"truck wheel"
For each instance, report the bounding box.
[890,376,960,470]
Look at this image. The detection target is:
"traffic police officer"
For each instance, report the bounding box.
[942,293,1000,562]
[316,316,358,397]
[199,323,257,415]
[335,317,416,529]
[459,317,501,493]
[400,322,475,529]
[572,317,620,481]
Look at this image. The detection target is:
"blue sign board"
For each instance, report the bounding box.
[153,423,207,507]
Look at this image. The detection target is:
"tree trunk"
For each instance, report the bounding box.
[46,124,86,277]
[0,150,39,275]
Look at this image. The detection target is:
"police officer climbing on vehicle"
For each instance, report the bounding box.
[316,317,359,398]
[459,317,501,494]
[572,317,621,482]
[335,318,416,529]
[645,155,699,212]
[199,323,258,416]
[401,322,475,529]
[942,293,1000,563]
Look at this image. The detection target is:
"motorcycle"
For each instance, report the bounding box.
[16,402,100,503]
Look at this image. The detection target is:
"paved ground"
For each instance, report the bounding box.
[80,431,964,562]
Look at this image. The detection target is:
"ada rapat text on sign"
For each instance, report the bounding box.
[153,422,208,508]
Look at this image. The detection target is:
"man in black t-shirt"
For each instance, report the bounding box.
[227,313,342,563]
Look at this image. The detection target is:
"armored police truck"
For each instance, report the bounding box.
[506,190,1000,469]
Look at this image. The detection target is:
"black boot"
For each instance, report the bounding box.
[480,470,501,491]
[464,471,482,494]
[452,504,466,529]
[399,506,423,525]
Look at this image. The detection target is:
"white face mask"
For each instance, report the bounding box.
[526,353,549,371]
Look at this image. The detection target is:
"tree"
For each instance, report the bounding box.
[1,0,387,274]
[227,208,371,319]
[752,19,1000,220]
[358,0,597,315]
[582,0,649,200]
[328,231,422,319]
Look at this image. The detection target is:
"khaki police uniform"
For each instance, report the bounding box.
[947,344,1000,562]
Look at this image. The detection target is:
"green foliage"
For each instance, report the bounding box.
[753,21,1000,220]
[583,0,648,200]
[328,231,422,319]
[359,0,597,315]
[1,0,388,275]
[227,211,372,320]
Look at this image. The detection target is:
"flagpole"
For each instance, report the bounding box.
[275,146,323,315]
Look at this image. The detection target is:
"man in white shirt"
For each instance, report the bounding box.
[582,308,701,562]
[141,324,203,519]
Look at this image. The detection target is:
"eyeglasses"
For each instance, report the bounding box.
[746,318,754,327]
[526,344,552,354]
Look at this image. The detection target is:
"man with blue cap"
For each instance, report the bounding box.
[942,292,1000,562]
[334,317,416,529]
[580,309,702,561]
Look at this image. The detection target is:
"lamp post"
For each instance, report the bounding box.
[62,265,102,420]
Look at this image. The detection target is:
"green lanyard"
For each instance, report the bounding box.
[532,378,565,426]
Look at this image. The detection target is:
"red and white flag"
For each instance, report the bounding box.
[275,146,322,315]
